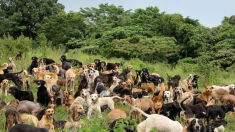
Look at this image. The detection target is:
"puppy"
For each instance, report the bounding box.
[66,68,76,95]
[8,83,34,102]
[64,105,85,132]
[8,57,16,71]
[20,114,39,126]
[38,108,55,132]
[9,123,49,132]
[5,99,20,131]
[1,79,10,96]
[131,105,183,132]
[22,70,31,90]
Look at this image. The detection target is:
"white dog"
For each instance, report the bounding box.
[130,105,183,132]
[212,84,235,93]
[163,91,173,104]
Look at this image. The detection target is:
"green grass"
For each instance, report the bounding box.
[0,48,235,131]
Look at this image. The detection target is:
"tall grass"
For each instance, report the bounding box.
[0,48,235,131]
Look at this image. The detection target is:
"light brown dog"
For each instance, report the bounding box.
[107,109,127,124]
[126,65,133,80]
[63,91,74,109]
[88,63,96,70]
[125,79,134,89]
[37,108,55,132]
[74,68,83,75]
[152,83,165,113]
[198,86,213,102]
[8,57,16,71]
[66,68,76,95]
[141,83,155,93]
[32,65,58,83]
[22,70,31,90]
[212,88,229,104]
[220,94,235,106]
[20,114,38,127]
[1,79,10,96]
[122,95,155,122]
[175,87,193,104]
[64,105,85,132]
[0,63,8,74]
[5,99,20,131]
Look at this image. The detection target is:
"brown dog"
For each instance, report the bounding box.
[57,79,66,87]
[107,109,127,124]
[212,88,229,104]
[64,105,85,131]
[63,91,74,109]
[182,118,195,132]
[126,65,133,80]
[152,83,165,113]
[20,114,38,127]
[5,99,20,131]
[198,86,213,102]
[1,79,10,96]
[65,68,76,95]
[141,83,155,93]
[37,108,55,132]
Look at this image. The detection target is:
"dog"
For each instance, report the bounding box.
[126,65,133,80]
[60,55,82,67]
[192,75,199,89]
[57,79,66,87]
[198,86,213,102]
[211,88,229,105]
[161,101,181,120]
[74,75,88,98]
[9,123,49,132]
[8,57,16,71]
[100,61,117,72]
[53,120,66,131]
[206,119,227,132]
[64,105,85,131]
[8,82,34,101]
[87,93,122,120]
[0,69,23,89]
[167,74,181,89]
[51,85,64,105]
[131,105,183,132]
[148,75,164,88]
[181,74,193,89]
[62,60,72,70]
[5,99,20,131]
[107,109,127,124]
[27,56,38,74]
[40,58,55,65]
[17,100,42,115]
[132,91,148,99]
[35,80,50,106]
[108,76,121,94]
[141,68,149,83]
[22,70,31,90]
[152,83,165,114]
[109,118,134,132]
[140,83,155,93]
[80,89,92,107]
[163,90,173,104]
[118,68,131,82]
[96,82,109,97]
[0,63,8,74]
[134,70,142,88]
[175,87,193,104]
[122,95,155,122]
[186,118,205,132]
[1,79,10,96]
[37,108,55,132]
[63,91,74,109]
[94,59,102,71]
[20,114,39,126]
[65,68,76,95]
[88,70,99,91]
[212,84,235,93]
[15,51,22,60]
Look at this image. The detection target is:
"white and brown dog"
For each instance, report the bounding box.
[8,57,16,71]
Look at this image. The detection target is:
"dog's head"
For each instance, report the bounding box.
[193,75,199,80]
[88,63,96,70]
[63,91,70,98]
[32,68,40,73]
[23,70,29,76]
[204,86,213,94]
[45,108,54,119]
[187,118,204,132]
[163,91,172,100]
[80,75,86,81]
[142,68,148,72]
[52,85,61,93]
[44,74,52,80]
[135,70,141,75]
[35,80,46,88]
[8,99,20,108]
[60,55,66,61]
[72,104,85,116]
[40,59,45,65]
[174,87,183,94]
[31,56,38,62]
[94,59,100,64]
[81,89,90,97]
[115,63,120,68]
[91,93,99,103]
[82,65,88,70]
[125,79,134,89]
[8,57,13,62]
[100,61,106,67]
[7,87,19,96]
[188,74,193,79]
[228,84,235,90]
[223,104,235,112]
[127,65,132,71]
[69,75,76,82]
[187,82,193,90]
[122,95,134,105]
[88,70,95,78]
[113,76,121,83]
[1,79,9,86]
[142,72,149,80]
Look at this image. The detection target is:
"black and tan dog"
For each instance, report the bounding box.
[141,68,149,83]
[134,70,142,88]
[94,59,102,71]
[5,99,20,131]
[15,51,22,61]
[27,56,38,74]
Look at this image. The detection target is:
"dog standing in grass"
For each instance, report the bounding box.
[22,70,31,90]
[8,57,16,71]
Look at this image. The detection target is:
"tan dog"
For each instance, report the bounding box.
[122,95,155,122]
[20,114,38,127]
[125,79,134,89]
[198,86,213,102]
[152,83,165,113]
[175,87,193,104]
[38,108,55,132]
[181,74,193,89]
[69,97,86,111]
[66,68,76,95]
[32,65,58,82]
[221,94,235,105]
[107,109,127,124]
[5,99,20,131]
[1,79,10,96]
[8,57,16,71]
[22,70,31,90]
[63,91,74,109]
[64,105,85,132]
[212,88,229,104]
[57,79,66,87]
[0,63,8,74]
[126,65,133,80]
[141,83,155,93]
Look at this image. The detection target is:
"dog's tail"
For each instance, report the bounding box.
[26,81,30,91]
[1,63,8,69]
[180,95,190,110]
[12,69,23,74]
[111,96,123,100]
[128,104,150,118]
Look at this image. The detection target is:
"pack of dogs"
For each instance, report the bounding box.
[0,53,235,132]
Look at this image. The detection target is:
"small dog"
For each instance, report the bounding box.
[64,105,85,132]
[37,108,55,132]
[0,79,10,96]
[8,57,16,71]
[22,70,31,90]
[5,99,20,131]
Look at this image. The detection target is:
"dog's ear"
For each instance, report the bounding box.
[186,120,194,132]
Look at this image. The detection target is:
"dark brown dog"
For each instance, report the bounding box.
[5,99,20,131]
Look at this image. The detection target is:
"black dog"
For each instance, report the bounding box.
[3,66,13,73]
[9,123,49,132]
[74,75,88,98]
[206,104,234,124]
[15,51,22,61]
[161,101,181,120]
[187,118,205,132]
[94,59,102,71]
[60,55,82,67]
[148,75,164,86]
[141,68,149,83]
[62,60,72,70]
[40,58,55,65]
[132,91,148,99]
[7,82,34,102]
[206,119,227,132]
[100,61,117,72]
[27,56,38,74]
[35,80,50,106]
[167,74,181,89]
[0,70,23,89]
[109,118,134,132]
[118,69,130,82]
[134,70,142,88]
[192,75,199,89]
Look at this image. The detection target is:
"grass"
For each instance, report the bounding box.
[0,47,235,131]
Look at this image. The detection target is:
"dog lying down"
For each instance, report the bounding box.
[130,105,183,132]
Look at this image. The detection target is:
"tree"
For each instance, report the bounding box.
[0,0,64,38]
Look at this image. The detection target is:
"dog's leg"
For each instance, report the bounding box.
[66,78,68,91]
